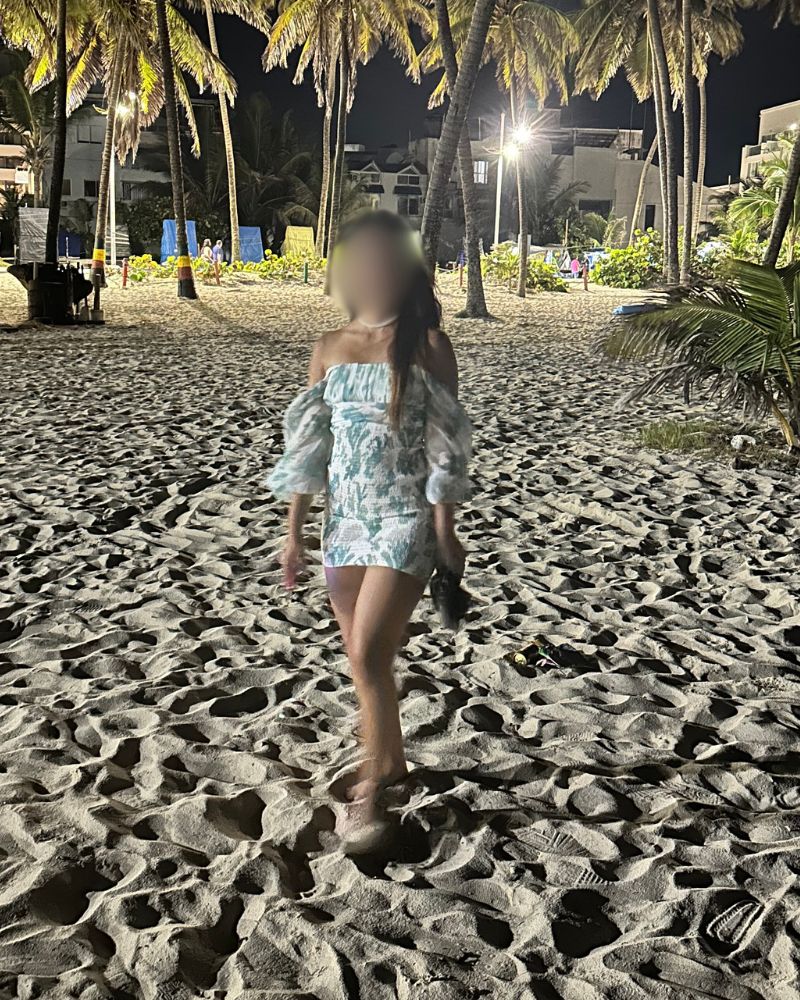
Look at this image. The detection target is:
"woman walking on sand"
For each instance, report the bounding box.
[267,210,472,850]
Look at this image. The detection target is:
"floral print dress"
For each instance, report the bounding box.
[267,361,472,581]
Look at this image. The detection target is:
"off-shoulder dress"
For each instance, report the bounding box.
[267,361,472,581]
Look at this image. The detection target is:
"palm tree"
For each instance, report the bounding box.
[44,0,67,265]
[425,0,575,292]
[524,154,588,245]
[0,60,53,207]
[429,0,488,317]
[421,0,498,270]
[154,0,196,298]
[574,0,742,283]
[602,259,800,450]
[729,134,800,262]
[264,0,428,259]
[628,136,657,245]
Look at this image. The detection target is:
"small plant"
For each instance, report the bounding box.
[593,229,663,289]
[602,259,800,451]
[482,243,567,292]
[124,251,325,283]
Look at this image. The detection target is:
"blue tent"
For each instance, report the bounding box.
[161,219,198,263]
[239,226,264,263]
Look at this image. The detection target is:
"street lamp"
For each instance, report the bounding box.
[493,119,533,247]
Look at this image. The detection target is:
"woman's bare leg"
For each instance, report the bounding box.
[325,565,367,650]
[347,566,426,793]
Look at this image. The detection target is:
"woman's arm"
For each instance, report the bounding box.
[281,338,330,588]
[425,330,466,575]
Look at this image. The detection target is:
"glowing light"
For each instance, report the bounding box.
[117,103,131,117]
[504,143,520,160]
[511,124,533,145]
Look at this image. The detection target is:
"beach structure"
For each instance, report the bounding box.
[739,96,800,184]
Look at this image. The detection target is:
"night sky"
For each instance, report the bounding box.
[207,7,800,187]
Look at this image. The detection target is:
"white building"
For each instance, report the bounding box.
[740,97,800,184]
[353,110,718,259]
[0,126,32,196]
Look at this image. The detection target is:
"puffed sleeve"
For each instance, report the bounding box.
[266,379,333,499]
[423,371,473,504]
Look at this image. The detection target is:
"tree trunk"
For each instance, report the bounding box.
[316,59,336,258]
[764,128,800,268]
[155,0,197,298]
[680,0,694,285]
[434,0,489,317]
[510,83,528,298]
[45,0,67,264]
[91,51,124,306]
[421,0,497,271]
[204,0,241,263]
[651,64,668,278]
[647,0,678,284]
[629,135,657,245]
[693,72,707,240]
[326,25,350,265]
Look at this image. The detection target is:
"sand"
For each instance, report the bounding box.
[0,272,799,1000]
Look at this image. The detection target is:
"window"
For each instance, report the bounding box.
[0,155,21,168]
[368,194,381,210]
[400,172,421,186]
[578,199,612,216]
[644,204,656,230]
[398,195,420,217]
[358,170,381,185]
[62,179,71,196]
[473,159,489,185]
[76,125,101,143]
[84,179,99,198]
[121,181,134,201]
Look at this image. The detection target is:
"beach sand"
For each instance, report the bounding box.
[0,273,798,999]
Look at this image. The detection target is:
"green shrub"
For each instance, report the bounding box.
[125,250,325,283]
[482,243,567,292]
[593,229,663,288]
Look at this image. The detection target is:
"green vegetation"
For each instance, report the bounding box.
[593,230,664,289]
[603,259,800,451]
[126,251,325,284]
[482,244,568,293]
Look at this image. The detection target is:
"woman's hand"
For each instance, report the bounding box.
[436,529,466,577]
[281,537,306,589]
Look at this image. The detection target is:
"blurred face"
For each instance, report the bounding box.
[332,227,414,318]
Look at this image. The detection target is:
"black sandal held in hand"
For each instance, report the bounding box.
[429,565,471,631]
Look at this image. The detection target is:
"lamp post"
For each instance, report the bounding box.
[493,119,534,249]
[494,112,506,247]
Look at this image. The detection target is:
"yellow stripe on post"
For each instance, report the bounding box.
[92,249,106,262]
[176,255,192,268]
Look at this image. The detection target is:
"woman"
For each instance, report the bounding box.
[267,211,472,847]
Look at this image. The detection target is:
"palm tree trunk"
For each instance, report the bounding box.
[647,0,678,284]
[629,135,657,245]
[421,0,498,271]
[693,72,707,240]
[316,59,336,258]
[204,0,240,263]
[651,64,668,278]
[680,0,694,285]
[434,0,489,317]
[764,128,800,268]
[155,0,197,299]
[510,83,528,298]
[91,52,124,307]
[45,0,67,265]
[326,25,350,264]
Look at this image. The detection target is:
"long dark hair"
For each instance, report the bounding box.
[332,210,442,427]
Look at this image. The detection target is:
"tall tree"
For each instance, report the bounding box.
[203,0,240,261]
[155,0,197,298]
[629,135,657,244]
[680,0,693,283]
[421,0,498,269]
[433,0,489,317]
[0,62,53,207]
[45,0,67,265]
[264,0,428,259]
[693,68,707,239]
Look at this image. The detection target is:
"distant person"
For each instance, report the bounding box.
[570,256,580,280]
[201,239,213,262]
[212,239,224,264]
[267,210,472,851]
